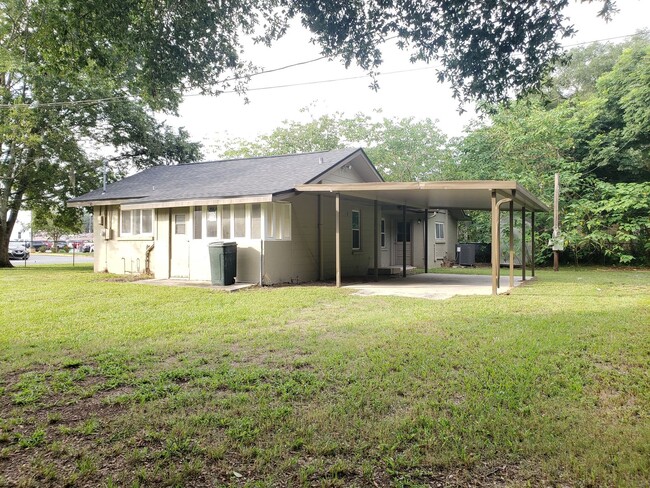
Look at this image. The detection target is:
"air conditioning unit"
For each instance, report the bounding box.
[457,243,476,266]
[101,228,112,240]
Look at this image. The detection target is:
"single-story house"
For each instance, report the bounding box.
[69,148,549,294]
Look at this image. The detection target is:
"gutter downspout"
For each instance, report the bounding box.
[259,239,264,286]
[318,195,323,281]
[145,242,155,274]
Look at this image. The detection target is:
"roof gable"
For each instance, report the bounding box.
[70,148,379,206]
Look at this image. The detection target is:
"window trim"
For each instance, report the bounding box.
[193,206,203,240]
[351,209,361,251]
[174,213,186,235]
[120,209,154,237]
[435,222,445,241]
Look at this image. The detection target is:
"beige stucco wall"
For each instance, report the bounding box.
[262,193,378,283]
[93,202,460,281]
[93,205,155,275]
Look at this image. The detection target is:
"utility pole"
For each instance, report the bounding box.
[553,173,560,272]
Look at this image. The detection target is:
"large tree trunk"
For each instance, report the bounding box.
[0,182,25,268]
[0,216,16,268]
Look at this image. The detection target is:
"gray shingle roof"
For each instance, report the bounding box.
[70,148,364,204]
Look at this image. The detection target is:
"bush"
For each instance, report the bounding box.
[38,246,47,253]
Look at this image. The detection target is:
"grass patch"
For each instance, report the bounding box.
[1,264,649,486]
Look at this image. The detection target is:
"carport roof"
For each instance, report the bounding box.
[295,181,549,212]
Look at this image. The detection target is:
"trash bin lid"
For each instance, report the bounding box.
[208,241,237,247]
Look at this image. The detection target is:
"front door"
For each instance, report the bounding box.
[170,209,190,278]
[393,221,412,266]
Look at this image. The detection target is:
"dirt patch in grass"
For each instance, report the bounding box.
[101,272,154,282]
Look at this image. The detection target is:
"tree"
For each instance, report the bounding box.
[454,35,650,265]
[0,1,202,267]
[214,111,453,182]
[31,206,83,252]
[0,0,618,266]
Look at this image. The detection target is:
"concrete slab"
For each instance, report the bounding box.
[132,279,256,292]
[345,273,530,300]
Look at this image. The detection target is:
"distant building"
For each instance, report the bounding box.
[10,211,31,242]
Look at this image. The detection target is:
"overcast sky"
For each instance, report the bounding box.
[170,0,650,159]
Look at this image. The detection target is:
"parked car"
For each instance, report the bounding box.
[81,242,94,253]
[8,242,30,260]
[28,240,49,250]
[51,240,68,251]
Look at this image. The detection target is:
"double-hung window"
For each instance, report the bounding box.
[121,209,154,236]
[435,222,445,240]
[351,210,361,250]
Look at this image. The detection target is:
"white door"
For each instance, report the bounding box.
[170,209,190,278]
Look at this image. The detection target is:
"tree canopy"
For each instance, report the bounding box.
[215,111,453,182]
[454,32,650,265]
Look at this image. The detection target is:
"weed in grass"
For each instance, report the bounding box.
[76,454,97,477]
[79,418,100,436]
[46,412,62,425]
[227,417,260,444]
[17,428,45,448]
[161,435,197,459]
[61,357,83,369]
[31,458,58,482]
[11,373,47,406]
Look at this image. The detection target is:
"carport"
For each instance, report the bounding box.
[296,181,550,295]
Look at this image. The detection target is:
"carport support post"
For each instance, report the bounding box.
[491,190,498,295]
[402,204,407,278]
[335,192,341,288]
[521,207,527,281]
[531,212,536,277]
[424,209,429,273]
[373,200,379,282]
[509,193,515,288]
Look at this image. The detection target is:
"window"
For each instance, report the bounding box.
[397,222,411,243]
[142,210,153,234]
[380,219,386,248]
[280,204,291,239]
[121,210,132,235]
[435,222,445,240]
[251,204,261,239]
[264,203,291,241]
[352,210,361,250]
[121,209,154,236]
[174,214,186,235]
[222,205,231,238]
[193,207,202,239]
[133,210,141,235]
[206,206,218,238]
[234,205,246,238]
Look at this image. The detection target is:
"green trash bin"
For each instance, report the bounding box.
[208,241,237,285]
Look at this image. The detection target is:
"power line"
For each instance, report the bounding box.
[563,33,641,48]
[211,66,435,94]
[0,32,642,109]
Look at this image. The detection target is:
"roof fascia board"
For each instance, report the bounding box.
[67,198,142,208]
[119,195,274,210]
[296,181,549,212]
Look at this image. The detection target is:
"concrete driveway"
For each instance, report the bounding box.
[345,273,529,300]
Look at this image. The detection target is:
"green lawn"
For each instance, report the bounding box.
[1,265,649,487]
